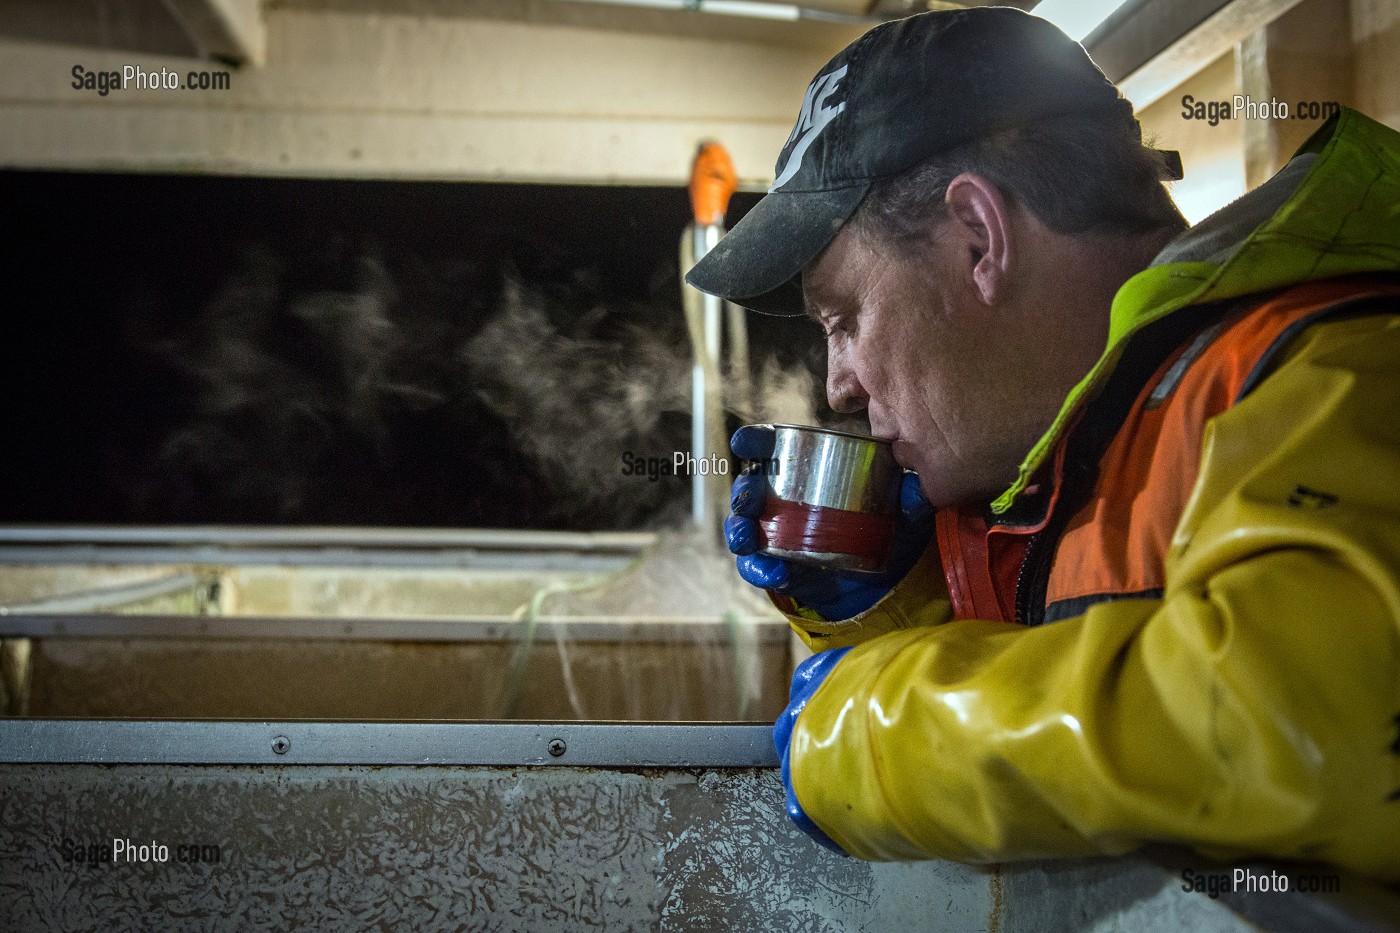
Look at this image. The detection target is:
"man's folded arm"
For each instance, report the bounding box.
[788,316,1400,881]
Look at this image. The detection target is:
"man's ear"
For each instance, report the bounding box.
[943,173,1013,306]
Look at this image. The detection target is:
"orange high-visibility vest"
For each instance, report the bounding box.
[936,274,1400,627]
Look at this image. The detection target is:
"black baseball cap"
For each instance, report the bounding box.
[684,7,1181,316]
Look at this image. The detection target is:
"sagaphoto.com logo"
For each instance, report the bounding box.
[71,63,232,97]
[1180,93,1341,126]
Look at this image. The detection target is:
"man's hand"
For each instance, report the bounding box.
[725,424,934,620]
[773,647,853,853]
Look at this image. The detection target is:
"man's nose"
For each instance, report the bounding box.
[826,356,868,414]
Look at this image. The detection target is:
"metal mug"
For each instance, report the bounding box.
[740,423,903,573]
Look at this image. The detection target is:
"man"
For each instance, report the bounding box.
[686,8,1400,880]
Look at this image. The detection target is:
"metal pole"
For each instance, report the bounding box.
[690,221,726,529]
[684,141,739,537]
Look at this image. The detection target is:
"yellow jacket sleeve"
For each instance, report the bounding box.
[791,313,1400,881]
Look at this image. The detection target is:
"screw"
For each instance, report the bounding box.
[547,738,567,758]
[271,735,291,755]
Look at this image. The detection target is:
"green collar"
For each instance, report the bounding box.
[991,108,1400,513]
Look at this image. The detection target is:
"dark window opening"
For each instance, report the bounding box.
[1,171,831,530]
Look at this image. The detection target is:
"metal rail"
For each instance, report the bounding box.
[0,525,655,570]
[0,612,789,643]
[0,525,657,550]
[0,720,779,767]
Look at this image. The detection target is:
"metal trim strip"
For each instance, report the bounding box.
[0,526,657,551]
[0,720,780,767]
[0,613,789,643]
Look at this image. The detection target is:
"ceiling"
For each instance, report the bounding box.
[0,0,1045,64]
[0,0,1275,114]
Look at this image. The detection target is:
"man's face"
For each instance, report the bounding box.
[802,224,1042,508]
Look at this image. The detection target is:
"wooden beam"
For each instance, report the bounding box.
[0,0,197,58]
[0,5,849,186]
[1238,0,1354,187]
[1087,0,1310,110]
[167,0,266,67]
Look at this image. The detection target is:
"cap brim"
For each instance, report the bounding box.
[684,183,870,316]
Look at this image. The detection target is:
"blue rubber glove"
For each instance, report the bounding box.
[773,646,853,854]
[725,424,934,620]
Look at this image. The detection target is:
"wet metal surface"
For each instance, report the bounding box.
[0,764,993,931]
[1,758,1378,931]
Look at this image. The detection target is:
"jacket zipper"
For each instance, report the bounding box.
[1013,527,1051,627]
[1013,458,1093,627]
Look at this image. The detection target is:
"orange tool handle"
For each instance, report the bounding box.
[689,141,738,226]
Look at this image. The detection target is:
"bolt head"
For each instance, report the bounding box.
[547,738,567,758]
[272,735,291,755]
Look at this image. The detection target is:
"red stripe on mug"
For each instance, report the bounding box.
[760,496,895,566]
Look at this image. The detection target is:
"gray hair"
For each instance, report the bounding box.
[849,116,1187,250]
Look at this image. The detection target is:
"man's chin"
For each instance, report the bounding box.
[904,459,977,510]
[918,477,959,510]
[891,439,918,470]
[891,442,983,508]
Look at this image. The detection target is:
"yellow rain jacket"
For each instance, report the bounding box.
[783,109,1400,881]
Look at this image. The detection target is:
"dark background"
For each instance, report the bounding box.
[0,171,826,529]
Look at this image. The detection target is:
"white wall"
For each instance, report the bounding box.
[5,0,1397,206]
[1352,0,1400,128]
[1136,0,1398,224]
[0,3,859,187]
[1136,50,1248,224]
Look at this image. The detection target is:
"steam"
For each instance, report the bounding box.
[461,278,696,527]
[753,355,819,426]
[126,246,834,528]
[132,248,451,519]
